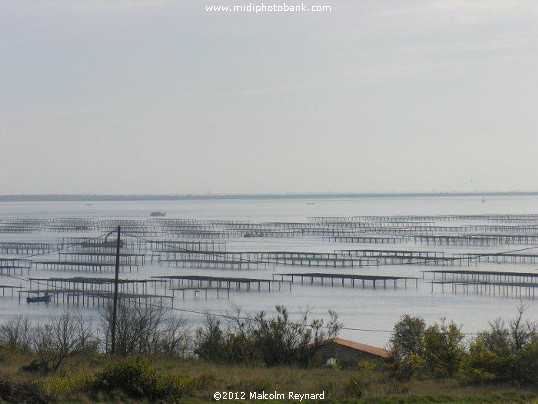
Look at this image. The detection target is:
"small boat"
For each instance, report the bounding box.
[150,211,166,217]
[244,232,263,238]
[26,293,52,304]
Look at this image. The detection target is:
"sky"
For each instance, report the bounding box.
[0,0,536,195]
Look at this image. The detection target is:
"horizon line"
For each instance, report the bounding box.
[1,191,538,202]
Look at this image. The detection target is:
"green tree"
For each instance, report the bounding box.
[423,319,465,378]
[460,340,504,382]
[251,306,341,367]
[462,306,537,384]
[193,306,342,367]
[194,314,227,362]
[513,338,538,385]
[388,315,426,380]
[390,315,426,357]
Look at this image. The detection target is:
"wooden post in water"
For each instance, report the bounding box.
[110,226,121,355]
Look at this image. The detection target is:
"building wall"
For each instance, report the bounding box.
[317,343,387,368]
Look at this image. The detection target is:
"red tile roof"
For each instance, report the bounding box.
[323,337,390,358]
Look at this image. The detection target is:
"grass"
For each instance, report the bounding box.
[0,351,536,403]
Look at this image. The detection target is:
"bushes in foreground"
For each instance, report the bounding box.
[195,305,342,367]
[0,372,48,403]
[0,303,535,389]
[90,358,200,401]
[100,303,190,357]
[0,312,98,372]
[0,304,341,372]
[1,356,534,403]
[42,358,206,402]
[0,304,191,372]
[461,311,538,385]
[388,306,537,385]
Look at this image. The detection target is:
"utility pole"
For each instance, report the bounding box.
[110,226,121,354]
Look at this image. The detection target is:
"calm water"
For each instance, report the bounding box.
[1,195,537,347]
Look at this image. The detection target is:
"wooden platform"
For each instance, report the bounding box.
[274,273,419,289]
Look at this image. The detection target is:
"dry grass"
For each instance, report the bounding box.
[0,351,536,403]
[129,357,538,403]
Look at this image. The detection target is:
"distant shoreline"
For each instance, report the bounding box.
[1,191,537,202]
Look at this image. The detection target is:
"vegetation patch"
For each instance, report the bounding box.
[88,357,194,401]
[0,372,49,403]
[0,305,536,402]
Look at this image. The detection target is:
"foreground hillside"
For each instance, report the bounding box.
[0,305,536,403]
[0,352,536,403]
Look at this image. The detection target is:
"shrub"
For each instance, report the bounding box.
[92,358,161,399]
[512,338,538,385]
[101,303,190,357]
[32,311,98,371]
[46,372,96,397]
[343,374,366,398]
[509,305,536,351]
[194,314,228,363]
[460,340,500,383]
[0,372,48,403]
[20,359,46,373]
[423,319,465,378]
[344,360,386,398]
[389,315,426,358]
[195,306,342,368]
[0,316,32,352]
[358,360,378,372]
[387,315,426,380]
[462,306,537,385]
[477,318,511,353]
[91,358,194,400]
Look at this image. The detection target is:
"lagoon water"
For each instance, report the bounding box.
[1,195,537,347]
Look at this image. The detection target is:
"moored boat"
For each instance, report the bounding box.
[150,211,166,217]
[26,293,52,303]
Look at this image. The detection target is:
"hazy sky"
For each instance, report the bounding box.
[0,0,536,194]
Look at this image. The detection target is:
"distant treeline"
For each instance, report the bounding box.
[1,191,538,202]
